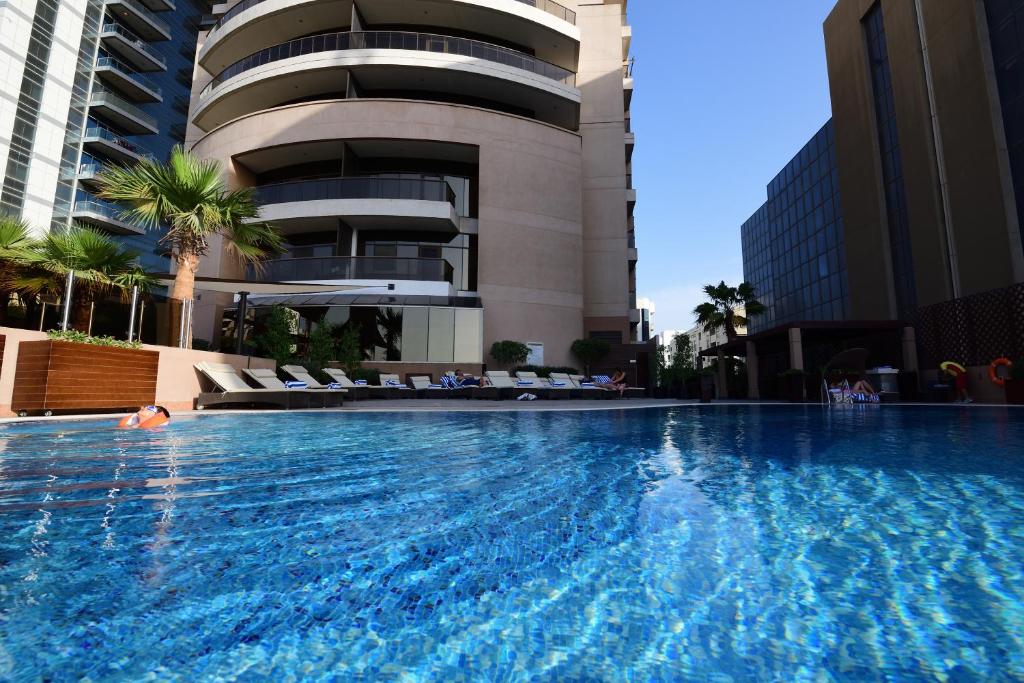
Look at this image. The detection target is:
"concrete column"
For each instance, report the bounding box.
[902,326,919,372]
[716,348,729,399]
[788,327,804,370]
[746,340,760,400]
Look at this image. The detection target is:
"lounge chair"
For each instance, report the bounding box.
[486,371,531,400]
[516,371,571,400]
[242,368,344,408]
[315,368,376,400]
[569,374,614,399]
[408,375,460,399]
[323,368,404,400]
[379,374,415,399]
[194,362,293,410]
[550,372,602,400]
[280,364,355,400]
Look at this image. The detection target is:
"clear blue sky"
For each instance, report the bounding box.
[630,1,838,334]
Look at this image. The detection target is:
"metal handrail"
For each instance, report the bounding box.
[81,125,155,158]
[100,23,166,67]
[96,56,162,96]
[212,0,575,34]
[203,30,575,97]
[252,256,455,284]
[254,176,457,206]
[90,87,159,130]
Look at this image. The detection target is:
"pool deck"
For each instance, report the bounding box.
[0,398,1019,425]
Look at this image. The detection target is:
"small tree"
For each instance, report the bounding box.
[334,323,363,374]
[255,305,295,367]
[304,316,335,375]
[571,338,610,377]
[693,281,766,341]
[490,340,530,369]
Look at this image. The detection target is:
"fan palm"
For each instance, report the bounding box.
[95,144,283,303]
[693,281,766,341]
[16,226,153,331]
[0,216,36,323]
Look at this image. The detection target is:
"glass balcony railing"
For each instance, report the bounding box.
[203,30,576,96]
[252,256,454,284]
[73,197,143,232]
[510,0,576,24]
[81,125,154,159]
[212,0,575,35]
[100,23,166,68]
[96,56,162,97]
[254,176,457,206]
[90,87,159,131]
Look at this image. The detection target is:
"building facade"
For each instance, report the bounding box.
[741,121,848,334]
[743,0,1024,336]
[0,0,205,271]
[186,0,638,368]
[823,0,1024,320]
[685,307,746,366]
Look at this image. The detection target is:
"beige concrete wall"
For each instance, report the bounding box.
[188,99,585,366]
[576,0,630,338]
[0,327,275,415]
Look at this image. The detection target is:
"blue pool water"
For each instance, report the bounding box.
[0,406,1022,681]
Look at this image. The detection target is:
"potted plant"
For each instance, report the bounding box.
[571,338,610,378]
[490,340,530,370]
[1006,362,1024,405]
[11,330,158,416]
[779,369,806,403]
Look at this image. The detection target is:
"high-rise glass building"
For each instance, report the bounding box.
[185,0,640,369]
[0,0,206,271]
[741,121,848,334]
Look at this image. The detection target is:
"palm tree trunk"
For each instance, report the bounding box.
[71,294,92,333]
[169,251,199,348]
[725,309,737,341]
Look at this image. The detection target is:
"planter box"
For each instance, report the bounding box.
[1006,379,1024,405]
[11,340,158,415]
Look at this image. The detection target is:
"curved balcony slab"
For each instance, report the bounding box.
[258,198,459,234]
[200,0,578,74]
[193,47,580,132]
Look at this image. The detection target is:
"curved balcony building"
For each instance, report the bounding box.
[187,0,637,370]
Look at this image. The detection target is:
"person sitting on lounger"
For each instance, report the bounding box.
[455,369,481,386]
[597,369,628,398]
[852,378,876,396]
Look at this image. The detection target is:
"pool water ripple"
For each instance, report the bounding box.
[0,406,1022,680]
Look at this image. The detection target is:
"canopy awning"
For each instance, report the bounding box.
[151,274,365,296]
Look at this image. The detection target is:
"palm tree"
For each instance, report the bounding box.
[95,145,283,303]
[16,226,153,332]
[0,216,36,324]
[693,281,766,341]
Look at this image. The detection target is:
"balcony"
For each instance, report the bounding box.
[193,30,580,132]
[72,198,145,235]
[137,0,173,10]
[81,125,154,163]
[201,0,578,77]
[254,176,460,234]
[252,256,454,284]
[100,23,166,71]
[90,87,159,135]
[71,162,108,190]
[104,0,171,41]
[95,56,162,102]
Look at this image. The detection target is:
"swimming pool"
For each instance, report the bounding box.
[0,406,1022,680]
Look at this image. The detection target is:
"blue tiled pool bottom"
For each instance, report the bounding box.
[1,406,1023,680]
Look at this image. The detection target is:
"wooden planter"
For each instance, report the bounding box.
[1006,379,1024,405]
[11,340,159,415]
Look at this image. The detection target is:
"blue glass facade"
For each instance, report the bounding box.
[51,0,206,272]
[863,2,916,319]
[741,121,849,334]
[984,0,1024,256]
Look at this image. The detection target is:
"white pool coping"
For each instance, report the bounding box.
[0,399,1019,425]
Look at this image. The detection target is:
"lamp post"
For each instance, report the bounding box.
[59,271,75,331]
[126,285,139,342]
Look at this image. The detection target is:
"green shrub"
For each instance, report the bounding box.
[349,368,381,385]
[46,329,141,349]
[490,340,530,369]
[304,317,335,375]
[571,338,610,376]
[254,305,296,367]
[779,368,806,377]
[192,338,211,351]
[333,323,362,374]
[512,364,578,378]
